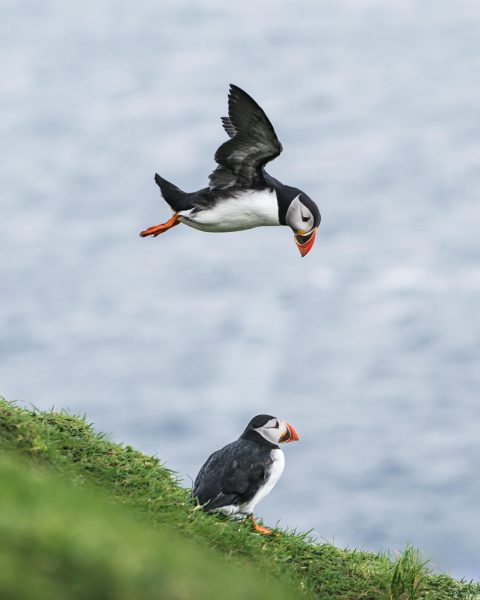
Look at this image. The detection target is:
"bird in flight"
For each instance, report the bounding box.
[140,84,320,256]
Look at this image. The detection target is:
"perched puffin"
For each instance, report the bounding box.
[193,414,299,534]
[140,85,321,256]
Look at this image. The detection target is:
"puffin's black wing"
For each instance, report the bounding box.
[209,85,283,191]
[193,439,267,511]
[221,116,236,138]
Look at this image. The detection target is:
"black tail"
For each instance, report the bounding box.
[154,173,192,212]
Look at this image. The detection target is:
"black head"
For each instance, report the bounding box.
[276,186,321,257]
[245,414,276,430]
[296,192,321,229]
[241,414,299,448]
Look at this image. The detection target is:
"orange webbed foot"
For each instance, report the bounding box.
[253,523,273,535]
[139,213,180,237]
[247,514,273,535]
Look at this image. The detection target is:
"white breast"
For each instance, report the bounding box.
[179,189,280,232]
[238,449,285,515]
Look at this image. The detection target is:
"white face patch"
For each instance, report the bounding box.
[285,195,314,234]
[255,418,289,445]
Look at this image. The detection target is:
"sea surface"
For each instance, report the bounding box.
[1,0,480,579]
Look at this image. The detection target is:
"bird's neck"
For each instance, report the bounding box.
[272,183,300,226]
[241,430,279,449]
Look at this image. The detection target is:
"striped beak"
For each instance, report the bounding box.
[279,422,299,443]
[294,229,317,257]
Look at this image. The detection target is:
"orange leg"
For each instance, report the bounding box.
[247,514,272,535]
[139,213,180,238]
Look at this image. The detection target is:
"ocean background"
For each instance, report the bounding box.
[1,0,479,579]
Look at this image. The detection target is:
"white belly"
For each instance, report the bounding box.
[179,189,280,232]
[239,449,285,515]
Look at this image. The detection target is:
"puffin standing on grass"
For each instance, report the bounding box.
[140,85,321,256]
[193,414,299,534]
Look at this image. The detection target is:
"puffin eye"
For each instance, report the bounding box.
[301,215,310,222]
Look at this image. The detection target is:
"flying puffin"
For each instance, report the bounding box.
[193,414,299,534]
[140,85,321,256]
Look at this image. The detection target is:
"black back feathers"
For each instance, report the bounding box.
[193,438,273,511]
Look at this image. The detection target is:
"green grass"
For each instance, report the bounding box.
[390,546,430,600]
[0,454,293,600]
[1,397,479,600]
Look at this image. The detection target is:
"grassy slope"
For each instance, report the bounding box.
[0,398,478,600]
[0,455,294,600]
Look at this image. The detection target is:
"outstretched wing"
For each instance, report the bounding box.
[209,84,283,191]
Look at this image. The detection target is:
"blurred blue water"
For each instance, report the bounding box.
[1,0,480,579]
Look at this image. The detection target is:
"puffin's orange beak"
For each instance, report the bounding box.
[279,422,299,443]
[294,229,317,257]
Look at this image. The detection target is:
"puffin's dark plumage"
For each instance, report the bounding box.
[193,414,299,534]
[194,438,272,512]
[140,85,321,256]
[209,85,283,191]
